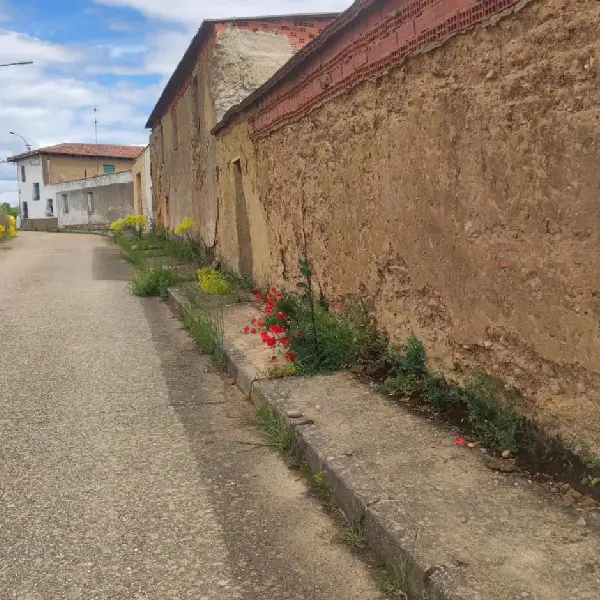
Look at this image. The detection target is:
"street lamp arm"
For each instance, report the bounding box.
[9,132,32,151]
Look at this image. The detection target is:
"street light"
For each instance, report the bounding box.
[9,132,31,152]
[0,61,33,68]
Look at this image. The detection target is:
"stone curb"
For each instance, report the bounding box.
[167,286,465,599]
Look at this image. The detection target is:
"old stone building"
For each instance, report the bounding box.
[212,0,600,457]
[146,13,338,244]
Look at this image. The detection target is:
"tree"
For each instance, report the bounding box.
[0,202,19,218]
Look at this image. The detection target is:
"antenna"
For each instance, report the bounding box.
[93,108,98,145]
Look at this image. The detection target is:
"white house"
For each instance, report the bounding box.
[7,143,142,227]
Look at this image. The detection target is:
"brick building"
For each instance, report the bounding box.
[145,13,338,244]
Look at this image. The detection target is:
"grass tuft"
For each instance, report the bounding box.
[256,405,294,453]
[130,267,184,299]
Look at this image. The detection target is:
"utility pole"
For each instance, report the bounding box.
[94,108,99,175]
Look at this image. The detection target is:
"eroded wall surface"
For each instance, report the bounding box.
[215,122,273,282]
[149,25,299,246]
[218,0,600,455]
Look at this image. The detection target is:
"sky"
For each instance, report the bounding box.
[0,0,351,206]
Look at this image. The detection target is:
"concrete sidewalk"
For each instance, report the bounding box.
[169,288,600,600]
[0,233,382,600]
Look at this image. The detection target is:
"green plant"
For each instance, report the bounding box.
[343,526,366,547]
[462,377,524,452]
[197,268,233,295]
[382,373,427,399]
[266,363,301,379]
[256,405,294,453]
[387,335,428,378]
[130,267,183,298]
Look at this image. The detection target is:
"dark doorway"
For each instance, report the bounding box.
[232,158,253,277]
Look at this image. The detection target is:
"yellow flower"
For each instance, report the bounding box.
[7,226,17,239]
[7,215,16,228]
[197,268,232,295]
[110,219,123,231]
[121,215,147,230]
[174,218,195,235]
[0,224,5,235]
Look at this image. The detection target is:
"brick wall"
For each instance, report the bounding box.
[225,0,526,137]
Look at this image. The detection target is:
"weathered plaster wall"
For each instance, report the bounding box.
[149,22,308,246]
[44,155,134,185]
[55,171,134,227]
[132,147,152,219]
[211,27,296,123]
[215,122,273,282]
[217,0,600,455]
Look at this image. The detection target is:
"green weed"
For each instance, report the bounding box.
[383,337,525,452]
[256,405,294,453]
[130,267,184,299]
[343,526,366,548]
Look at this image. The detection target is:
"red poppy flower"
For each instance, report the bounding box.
[277,312,288,320]
[243,326,250,334]
[250,328,257,334]
[254,293,263,301]
[258,320,265,328]
[285,351,297,363]
[279,337,290,348]
[266,336,277,348]
[267,294,274,301]
[266,301,277,309]
[275,294,283,300]
[271,286,277,292]
[270,355,277,362]
[454,437,466,446]
[251,317,257,325]
[269,324,284,335]
[265,308,273,316]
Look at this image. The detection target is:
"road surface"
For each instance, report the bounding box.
[0,233,381,599]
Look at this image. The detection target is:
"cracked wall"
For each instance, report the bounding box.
[216,0,600,457]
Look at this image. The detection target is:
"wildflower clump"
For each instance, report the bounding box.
[0,214,17,241]
[110,219,123,232]
[122,215,147,230]
[197,268,233,295]
[174,218,195,235]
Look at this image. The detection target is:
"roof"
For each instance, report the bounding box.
[145,12,340,129]
[212,1,369,135]
[8,143,144,163]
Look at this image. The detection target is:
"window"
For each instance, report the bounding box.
[45,199,54,217]
[22,201,28,219]
[33,183,40,201]
[21,165,26,182]
[62,193,69,214]
[87,192,93,213]
[103,165,115,174]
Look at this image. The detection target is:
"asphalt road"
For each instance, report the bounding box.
[0,233,381,600]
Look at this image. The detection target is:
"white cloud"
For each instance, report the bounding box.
[0,30,84,65]
[93,0,350,24]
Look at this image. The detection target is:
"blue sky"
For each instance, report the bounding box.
[0,0,351,206]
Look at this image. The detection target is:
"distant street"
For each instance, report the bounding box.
[0,232,380,600]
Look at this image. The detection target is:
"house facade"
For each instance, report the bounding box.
[132,146,153,222]
[55,171,135,229]
[8,143,142,227]
[146,13,338,243]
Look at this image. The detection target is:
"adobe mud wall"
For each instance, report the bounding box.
[216,0,600,457]
[150,22,330,246]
